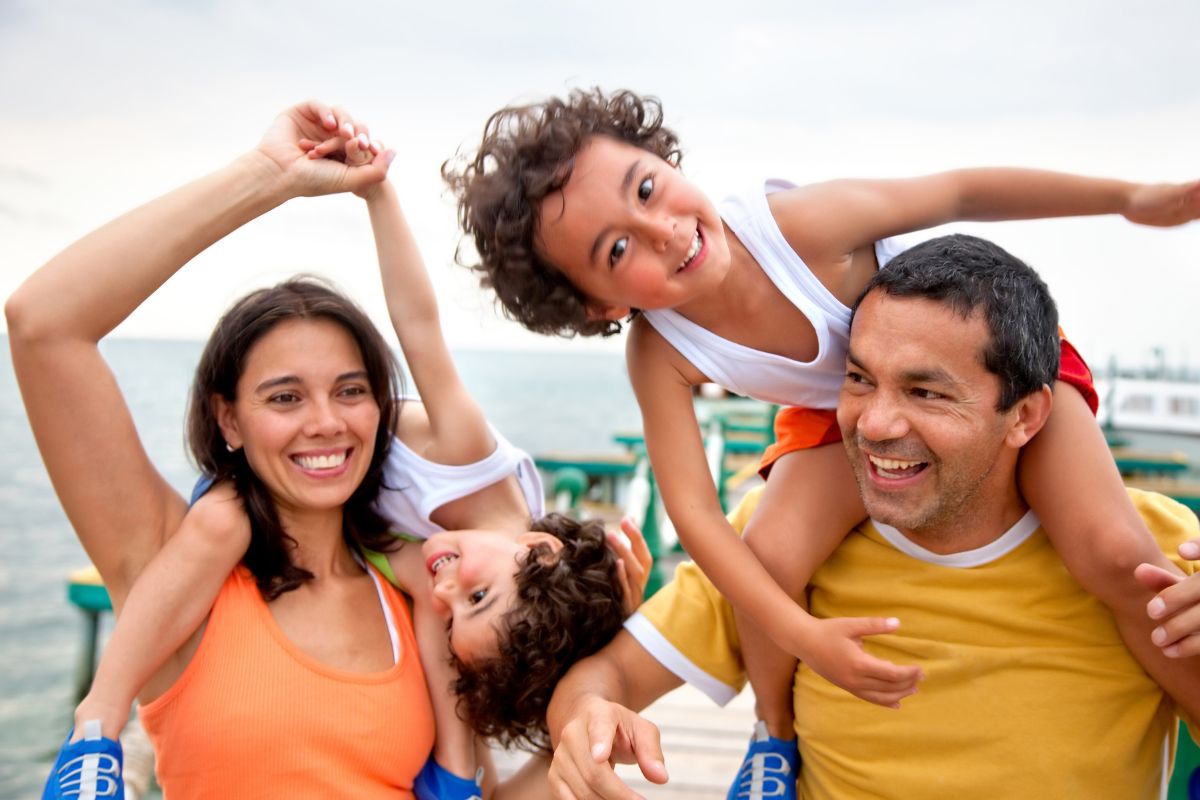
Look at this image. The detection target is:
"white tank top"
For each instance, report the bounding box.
[373,400,545,540]
[643,179,921,409]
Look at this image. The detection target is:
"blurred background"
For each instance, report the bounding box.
[2,1,1198,795]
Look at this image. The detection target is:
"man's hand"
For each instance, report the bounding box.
[1137,537,1200,657]
[548,696,667,800]
[796,616,923,708]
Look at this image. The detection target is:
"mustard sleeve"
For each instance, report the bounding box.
[622,487,765,705]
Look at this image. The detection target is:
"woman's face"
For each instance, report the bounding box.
[216,317,381,517]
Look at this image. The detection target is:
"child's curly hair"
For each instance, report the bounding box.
[451,512,628,752]
[443,87,683,338]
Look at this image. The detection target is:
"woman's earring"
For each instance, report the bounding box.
[225,442,236,453]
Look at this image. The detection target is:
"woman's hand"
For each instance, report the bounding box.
[254,100,392,199]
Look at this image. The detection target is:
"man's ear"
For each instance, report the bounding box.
[1005,384,1053,448]
[518,531,565,565]
[212,395,243,451]
[584,301,631,322]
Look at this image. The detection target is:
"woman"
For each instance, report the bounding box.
[8,101,543,799]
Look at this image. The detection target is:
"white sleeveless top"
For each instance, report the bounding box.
[374,400,545,540]
[643,179,921,409]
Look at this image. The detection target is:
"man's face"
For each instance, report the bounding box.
[837,291,1028,550]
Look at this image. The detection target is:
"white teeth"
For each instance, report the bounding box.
[295,452,347,470]
[869,455,923,471]
[430,554,458,574]
[678,231,701,271]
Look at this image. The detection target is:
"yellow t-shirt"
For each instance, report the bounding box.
[626,488,1198,799]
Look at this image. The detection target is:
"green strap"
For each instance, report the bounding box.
[361,530,423,589]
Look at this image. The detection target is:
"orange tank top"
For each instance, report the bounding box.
[139,563,435,799]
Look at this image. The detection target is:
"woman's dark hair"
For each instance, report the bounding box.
[186,276,403,600]
[451,513,627,752]
[443,87,682,338]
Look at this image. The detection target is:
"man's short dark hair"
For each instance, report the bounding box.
[853,234,1059,411]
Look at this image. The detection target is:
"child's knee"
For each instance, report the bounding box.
[183,486,250,551]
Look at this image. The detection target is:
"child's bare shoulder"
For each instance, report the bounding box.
[765,183,854,259]
[627,315,709,387]
[384,541,427,597]
[766,183,880,304]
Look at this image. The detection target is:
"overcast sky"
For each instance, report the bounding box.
[2,0,1197,366]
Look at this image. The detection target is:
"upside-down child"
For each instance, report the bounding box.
[444,87,1200,799]
[47,124,648,800]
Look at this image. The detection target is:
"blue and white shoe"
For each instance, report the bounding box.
[42,720,124,799]
[726,720,799,800]
[412,757,483,800]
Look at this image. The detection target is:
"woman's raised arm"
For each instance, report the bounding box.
[4,101,390,606]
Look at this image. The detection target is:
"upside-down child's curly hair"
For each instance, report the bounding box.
[443,87,683,338]
[451,513,628,752]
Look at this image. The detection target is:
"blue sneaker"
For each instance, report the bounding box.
[412,757,483,800]
[42,720,124,799]
[726,720,799,800]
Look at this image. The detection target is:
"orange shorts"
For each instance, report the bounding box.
[758,335,1098,478]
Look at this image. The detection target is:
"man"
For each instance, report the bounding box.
[545,235,1200,799]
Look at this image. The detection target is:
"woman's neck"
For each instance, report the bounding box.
[276,506,360,577]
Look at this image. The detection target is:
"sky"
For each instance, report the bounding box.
[1,0,1198,367]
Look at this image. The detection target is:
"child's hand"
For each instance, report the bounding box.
[607,516,654,615]
[799,616,923,708]
[254,100,392,198]
[296,131,393,201]
[1136,540,1200,658]
[1123,180,1200,227]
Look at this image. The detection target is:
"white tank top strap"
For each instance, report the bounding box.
[732,178,853,333]
[374,399,545,540]
[353,551,401,665]
[642,180,936,410]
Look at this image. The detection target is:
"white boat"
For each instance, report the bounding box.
[1094,375,1200,436]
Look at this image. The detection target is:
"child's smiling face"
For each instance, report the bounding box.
[534,135,731,321]
[422,527,562,662]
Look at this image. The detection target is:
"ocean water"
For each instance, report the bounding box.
[0,337,640,798]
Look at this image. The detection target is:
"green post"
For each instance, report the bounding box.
[1167,721,1200,798]
[74,609,101,703]
[640,461,665,599]
[551,467,590,516]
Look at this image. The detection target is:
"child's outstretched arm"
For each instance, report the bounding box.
[627,322,922,707]
[778,169,1199,262]
[361,179,495,467]
[74,482,249,740]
